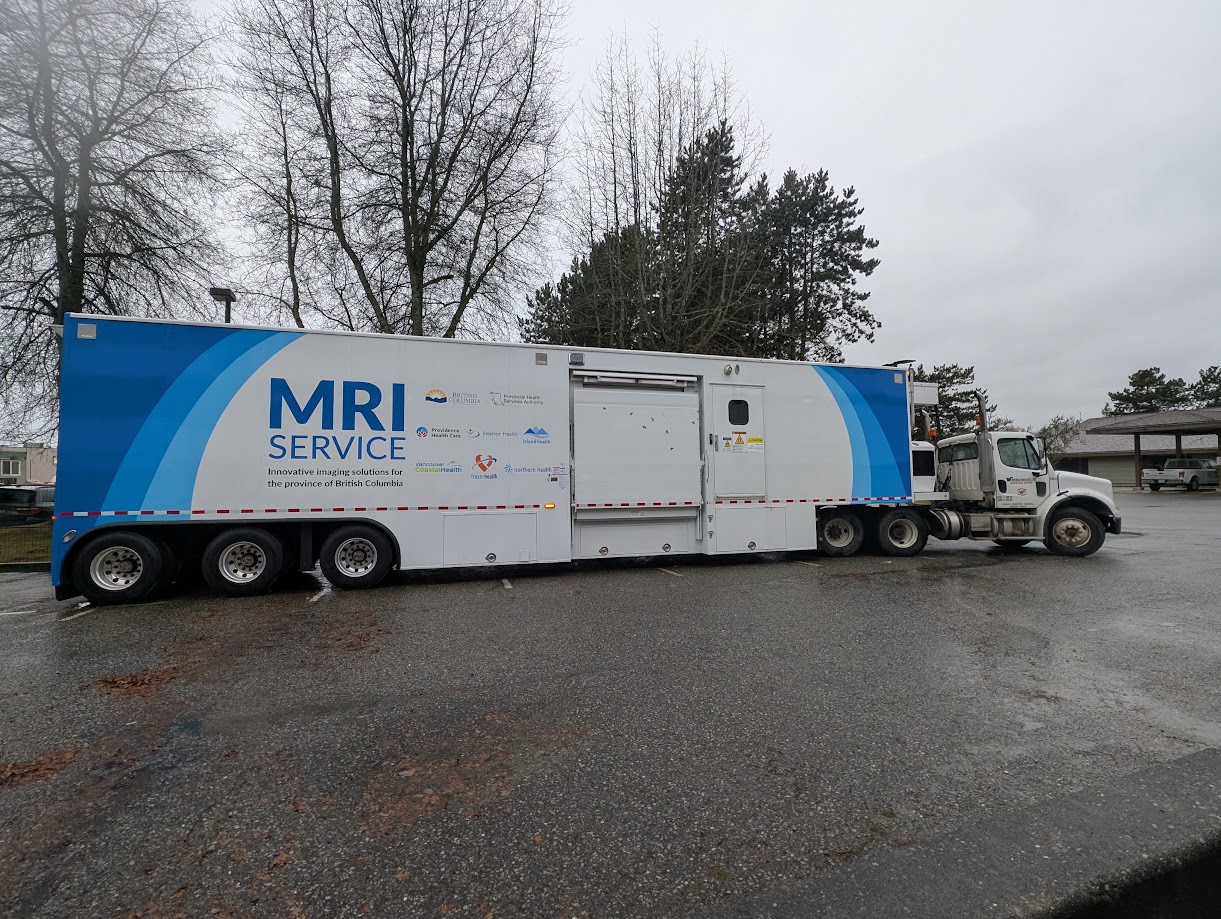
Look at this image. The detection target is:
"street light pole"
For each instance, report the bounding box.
[208,287,237,324]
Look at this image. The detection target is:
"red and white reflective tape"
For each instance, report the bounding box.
[60,497,912,518]
[59,505,549,517]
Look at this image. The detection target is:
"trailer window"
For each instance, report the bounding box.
[912,450,936,477]
[728,400,749,425]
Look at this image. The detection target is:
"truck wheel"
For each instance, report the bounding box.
[73,530,164,605]
[320,525,393,589]
[1148,483,1161,491]
[820,509,864,557]
[876,509,928,557]
[1045,507,1105,558]
[1187,477,1200,491]
[202,528,284,597]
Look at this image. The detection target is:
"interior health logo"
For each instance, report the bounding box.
[523,426,551,445]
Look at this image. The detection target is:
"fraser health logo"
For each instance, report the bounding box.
[471,454,498,479]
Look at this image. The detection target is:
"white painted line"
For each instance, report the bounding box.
[797,561,822,568]
[307,589,326,603]
[656,567,684,578]
[501,578,512,589]
[0,609,35,617]
[60,607,95,622]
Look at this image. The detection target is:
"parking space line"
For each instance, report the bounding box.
[502,578,513,589]
[60,607,94,622]
[796,561,822,568]
[656,567,684,578]
[0,609,36,617]
[307,589,326,603]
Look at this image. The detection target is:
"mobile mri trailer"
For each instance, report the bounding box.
[52,315,1121,603]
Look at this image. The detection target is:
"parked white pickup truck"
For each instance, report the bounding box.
[1143,458,1219,491]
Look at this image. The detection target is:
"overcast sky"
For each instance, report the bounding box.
[203,0,1220,426]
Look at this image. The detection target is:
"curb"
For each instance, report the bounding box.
[0,561,50,573]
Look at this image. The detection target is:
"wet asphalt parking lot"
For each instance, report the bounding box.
[1,491,1219,918]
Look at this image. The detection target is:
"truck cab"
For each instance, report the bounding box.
[932,429,1121,556]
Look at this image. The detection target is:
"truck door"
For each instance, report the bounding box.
[711,385,766,498]
[993,436,1044,509]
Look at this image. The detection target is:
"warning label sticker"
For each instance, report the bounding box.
[747,436,764,453]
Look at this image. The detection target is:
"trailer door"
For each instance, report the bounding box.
[571,372,702,508]
[711,384,766,498]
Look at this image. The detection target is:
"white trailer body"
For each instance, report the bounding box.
[52,315,1118,602]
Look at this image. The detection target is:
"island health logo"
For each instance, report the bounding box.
[523,426,551,445]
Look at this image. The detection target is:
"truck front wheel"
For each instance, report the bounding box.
[202,528,284,597]
[320,525,394,589]
[1045,507,1105,558]
[820,509,864,557]
[73,530,164,605]
[876,509,928,557]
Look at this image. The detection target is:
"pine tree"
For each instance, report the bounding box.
[1190,366,1221,408]
[1104,368,1192,414]
[912,364,1008,438]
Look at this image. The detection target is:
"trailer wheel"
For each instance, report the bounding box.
[876,509,928,557]
[819,509,864,557]
[202,528,284,597]
[1045,507,1105,558]
[73,530,164,605]
[319,525,393,590]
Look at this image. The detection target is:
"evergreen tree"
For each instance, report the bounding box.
[1190,366,1221,408]
[1104,368,1192,414]
[912,364,1008,438]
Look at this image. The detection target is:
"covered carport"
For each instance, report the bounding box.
[1087,409,1221,488]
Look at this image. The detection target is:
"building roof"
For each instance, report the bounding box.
[1058,417,1219,458]
[1088,408,1221,436]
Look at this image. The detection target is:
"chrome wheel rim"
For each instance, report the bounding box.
[335,537,377,577]
[89,546,143,591]
[824,518,856,549]
[1052,517,1091,549]
[219,541,267,584]
[887,518,919,549]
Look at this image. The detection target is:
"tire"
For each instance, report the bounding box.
[1148,483,1161,491]
[1187,477,1200,492]
[73,530,164,605]
[319,525,394,590]
[1045,507,1105,558]
[875,508,928,557]
[202,528,284,597]
[993,539,1032,552]
[152,537,182,598]
[819,509,864,557]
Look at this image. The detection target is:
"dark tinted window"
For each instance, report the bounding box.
[912,450,936,476]
[951,442,979,462]
[728,399,749,425]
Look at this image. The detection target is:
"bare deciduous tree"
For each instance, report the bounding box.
[0,0,224,438]
[233,0,563,339]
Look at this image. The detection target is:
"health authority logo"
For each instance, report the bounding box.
[425,389,448,404]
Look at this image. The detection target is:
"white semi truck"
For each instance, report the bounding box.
[51,316,1121,603]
